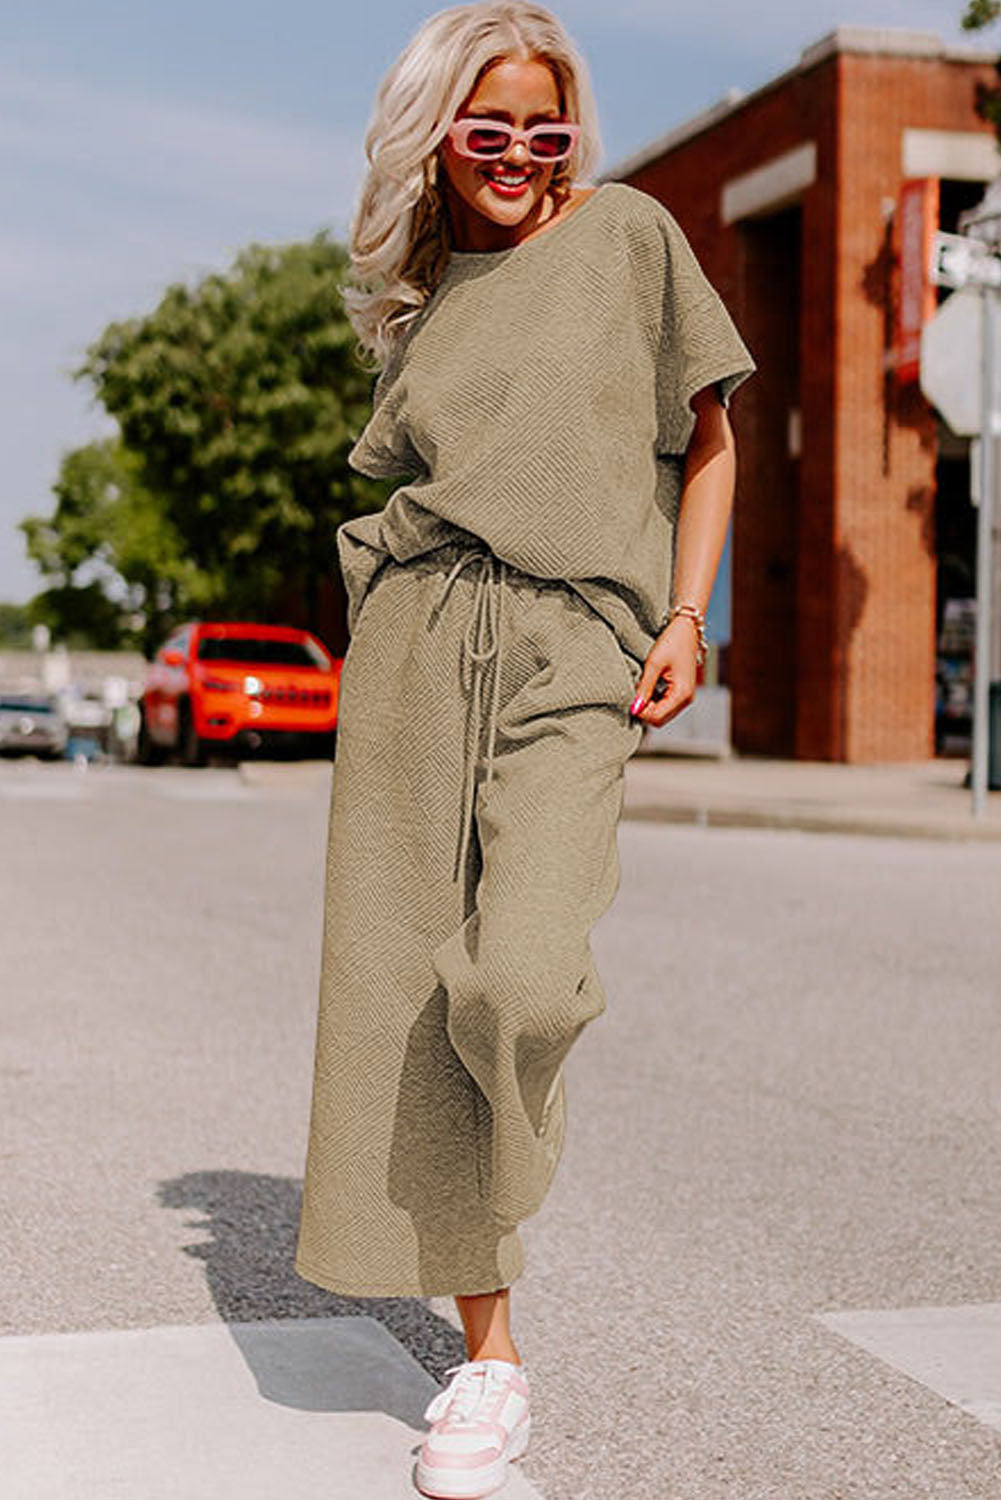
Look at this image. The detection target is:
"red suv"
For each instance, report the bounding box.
[138,621,341,766]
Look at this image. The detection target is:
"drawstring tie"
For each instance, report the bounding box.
[431,549,508,882]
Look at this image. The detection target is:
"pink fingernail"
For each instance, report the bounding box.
[629,694,646,716]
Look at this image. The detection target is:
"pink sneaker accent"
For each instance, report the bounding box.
[415,1358,531,1499]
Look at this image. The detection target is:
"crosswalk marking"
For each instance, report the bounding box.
[815,1302,1001,1433]
[0,1317,545,1500]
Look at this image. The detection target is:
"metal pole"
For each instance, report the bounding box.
[972,284,997,817]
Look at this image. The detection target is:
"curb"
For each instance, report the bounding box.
[621,801,1001,842]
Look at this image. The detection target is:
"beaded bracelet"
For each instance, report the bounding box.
[657,602,708,667]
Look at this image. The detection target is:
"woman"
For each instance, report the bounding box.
[295,4,756,1495]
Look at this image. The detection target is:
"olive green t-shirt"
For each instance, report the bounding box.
[340,180,756,664]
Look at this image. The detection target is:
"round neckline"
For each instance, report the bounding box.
[445,181,611,266]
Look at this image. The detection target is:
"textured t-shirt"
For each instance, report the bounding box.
[339,179,756,664]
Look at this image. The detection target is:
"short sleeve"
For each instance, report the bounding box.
[648,201,757,456]
[347,339,426,480]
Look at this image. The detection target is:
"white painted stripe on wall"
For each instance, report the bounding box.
[902,128,1000,181]
[721,142,817,225]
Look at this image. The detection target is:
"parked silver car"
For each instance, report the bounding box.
[0,692,69,758]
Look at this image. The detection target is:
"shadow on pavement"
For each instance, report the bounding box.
[156,1169,465,1404]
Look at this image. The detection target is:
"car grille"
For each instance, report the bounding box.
[254,686,331,708]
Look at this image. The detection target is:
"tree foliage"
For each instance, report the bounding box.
[21,438,209,654]
[963,0,1000,29]
[964,0,1001,141]
[0,602,35,650]
[21,232,386,651]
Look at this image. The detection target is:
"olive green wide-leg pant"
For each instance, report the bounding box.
[294,539,644,1298]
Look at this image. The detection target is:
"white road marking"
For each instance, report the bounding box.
[0,1317,544,1500]
[0,766,329,801]
[815,1302,1001,1433]
[151,778,256,801]
[0,777,88,799]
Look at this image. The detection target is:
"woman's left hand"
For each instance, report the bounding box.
[629,617,700,727]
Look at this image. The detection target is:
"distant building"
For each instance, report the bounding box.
[605,27,998,761]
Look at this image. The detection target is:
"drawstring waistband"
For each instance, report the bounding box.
[431,548,508,882]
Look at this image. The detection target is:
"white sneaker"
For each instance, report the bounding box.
[415,1357,531,1499]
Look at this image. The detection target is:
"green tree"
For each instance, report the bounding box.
[21,438,211,655]
[76,232,384,631]
[0,602,34,649]
[964,0,1001,141]
[964,1,1000,28]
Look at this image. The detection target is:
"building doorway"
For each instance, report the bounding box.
[932,180,986,757]
[731,203,802,756]
[934,433,976,755]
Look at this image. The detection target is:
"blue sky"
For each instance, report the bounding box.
[0,0,981,628]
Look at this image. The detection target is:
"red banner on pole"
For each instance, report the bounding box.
[896,177,939,384]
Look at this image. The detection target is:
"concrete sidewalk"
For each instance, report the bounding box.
[233,747,1001,844]
[235,748,1001,842]
[624,752,1001,841]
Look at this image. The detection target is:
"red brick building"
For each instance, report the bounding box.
[606,27,999,761]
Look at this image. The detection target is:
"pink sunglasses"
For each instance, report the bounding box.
[447,116,580,163]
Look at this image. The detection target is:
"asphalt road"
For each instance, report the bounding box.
[3,758,1001,1498]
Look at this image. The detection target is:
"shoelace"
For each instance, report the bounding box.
[423,1360,518,1426]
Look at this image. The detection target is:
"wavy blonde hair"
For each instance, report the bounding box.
[343,1,602,367]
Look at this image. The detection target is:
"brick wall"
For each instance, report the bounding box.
[621,39,997,760]
[834,53,988,760]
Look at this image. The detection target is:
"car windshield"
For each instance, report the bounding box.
[196,636,328,668]
[0,697,54,713]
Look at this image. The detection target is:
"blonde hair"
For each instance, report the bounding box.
[342,1,602,366]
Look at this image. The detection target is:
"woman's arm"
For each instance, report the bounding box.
[630,384,736,727]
